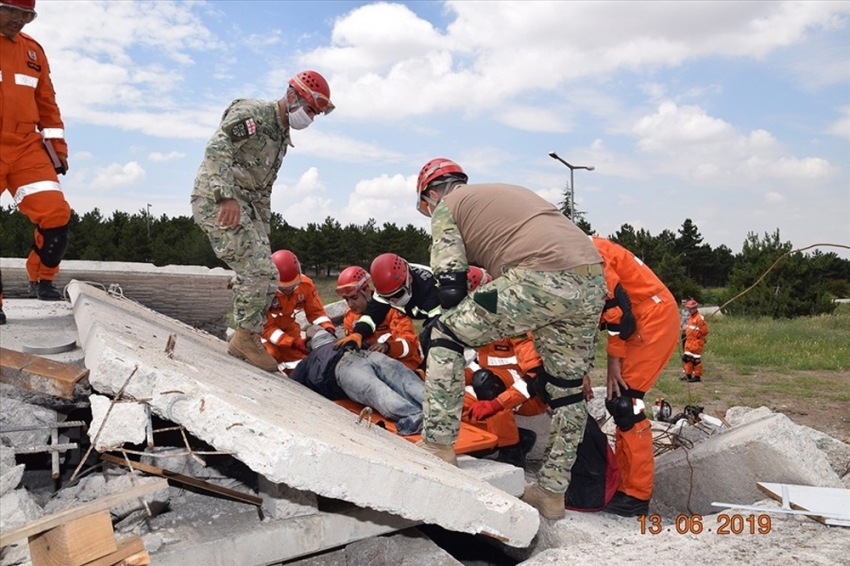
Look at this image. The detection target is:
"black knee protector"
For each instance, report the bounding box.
[471,369,505,401]
[605,389,647,432]
[36,225,69,268]
[682,353,691,363]
[429,317,467,355]
[692,357,701,367]
[436,271,468,310]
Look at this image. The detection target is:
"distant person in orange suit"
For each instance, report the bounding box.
[1,0,71,303]
[681,299,709,383]
[592,236,680,517]
[261,250,336,374]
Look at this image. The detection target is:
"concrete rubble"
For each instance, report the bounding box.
[1,261,848,565]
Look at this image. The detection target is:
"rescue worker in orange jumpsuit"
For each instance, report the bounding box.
[337,266,424,373]
[593,236,680,517]
[462,267,547,468]
[0,0,71,312]
[261,250,336,373]
[681,299,709,383]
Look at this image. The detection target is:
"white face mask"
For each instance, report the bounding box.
[389,289,412,307]
[288,106,313,130]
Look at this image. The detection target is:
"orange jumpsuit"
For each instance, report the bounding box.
[462,335,548,448]
[262,275,335,370]
[0,31,71,284]
[683,312,709,377]
[343,307,423,372]
[593,236,680,501]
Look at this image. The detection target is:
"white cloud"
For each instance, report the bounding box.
[89,162,146,189]
[765,191,786,203]
[826,106,850,139]
[148,151,186,162]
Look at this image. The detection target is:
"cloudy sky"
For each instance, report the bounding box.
[5,0,849,256]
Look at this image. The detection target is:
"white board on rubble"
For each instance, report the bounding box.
[757,482,850,526]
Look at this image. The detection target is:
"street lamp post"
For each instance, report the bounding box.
[548,151,594,222]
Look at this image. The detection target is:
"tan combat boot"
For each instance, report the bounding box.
[521,482,565,520]
[416,439,458,466]
[227,328,279,372]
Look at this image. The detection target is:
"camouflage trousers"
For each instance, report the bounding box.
[424,266,606,492]
[191,193,277,333]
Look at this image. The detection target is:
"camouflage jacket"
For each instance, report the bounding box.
[193,99,292,202]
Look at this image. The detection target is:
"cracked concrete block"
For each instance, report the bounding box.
[799,425,850,477]
[0,488,43,532]
[0,439,23,498]
[258,475,318,520]
[345,537,403,566]
[653,413,842,517]
[0,397,56,448]
[69,281,539,548]
[89,394,148,451]
[724,405,773,427]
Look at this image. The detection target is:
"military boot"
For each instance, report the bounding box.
[603,491,649,517]
[415,440,458,466]
[27,281,38,298]
[227,328,279,372]
[521,482,566,520]
[36,280,62,301]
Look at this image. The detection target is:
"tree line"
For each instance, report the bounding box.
[2,205,847,318]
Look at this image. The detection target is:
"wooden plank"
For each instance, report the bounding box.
[757,482,850,524]
[0,347,89,399]
[79,536,145,566]
[29,511,116,566]
[100,454,262,506]
[0,478,168,548]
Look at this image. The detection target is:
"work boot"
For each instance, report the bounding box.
[521,482,565,520]
[686,375,702,383]
[227,328,278,372]
[36,280,62,301]
[0,306,6,325]
[679,373,689,381]
[416,439,458,466]
[27,281,37,298]
[496,428,537,468]
[603,491,649,517]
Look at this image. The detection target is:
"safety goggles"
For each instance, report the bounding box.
[291,76,335,115]
[378,276,412,304]
[0,6,36,23]
[335,279,369,298]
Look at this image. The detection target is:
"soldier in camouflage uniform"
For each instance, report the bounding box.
[415,158,606,520]
[191,71,334,372]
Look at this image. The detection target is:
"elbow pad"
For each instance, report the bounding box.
[437,271,468,310]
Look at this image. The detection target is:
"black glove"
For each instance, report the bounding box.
[607,283,636,340]
[437,271,467,309]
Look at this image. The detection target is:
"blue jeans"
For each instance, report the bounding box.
[335,351,425,435]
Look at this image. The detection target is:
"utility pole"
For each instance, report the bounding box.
[548,152,594,221]
[146,203,152,237]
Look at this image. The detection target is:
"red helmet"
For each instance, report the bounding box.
[272,250,302,287]
[467,266,493,292]
[416,158,467,216]
[289,70,334,115]
[0,0,36,12]
[336,266,372,297]
[370,253,409,297]
[685,299,698,309]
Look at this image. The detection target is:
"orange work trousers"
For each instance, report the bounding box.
[614,293,680,500]
[462,392,520,447]
[1,132,70,283]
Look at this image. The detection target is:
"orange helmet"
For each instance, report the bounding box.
[685,299,698,309]
[416,158,467,216]
[288,70,334,115]
[0,0,36,12]
[370,253,409,297]
[467,266,493,292]
[336,266,372,297]
[272,250,302,287]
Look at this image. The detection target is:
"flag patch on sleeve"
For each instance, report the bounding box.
[229,118,257,141]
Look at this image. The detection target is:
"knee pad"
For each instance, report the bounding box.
[36,224,69,268]
[682,353,691,363]
[692,357,701,367]
[429,317,467,355]
[605,389,647,432]
[471,369,505,401]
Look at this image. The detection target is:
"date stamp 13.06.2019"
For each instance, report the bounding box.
[639,514,772,535]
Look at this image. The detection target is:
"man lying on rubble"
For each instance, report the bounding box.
[289,325,425,435]
[336,266,424,374]
[461,268,547,469]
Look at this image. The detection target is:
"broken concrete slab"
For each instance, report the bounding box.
[68,281,539,548]
[257,476,318,520]
[0,440,24,498]
[653,412,843,517]
[88,394,147,451]
[725,405,773,427]
[0,397,57,449]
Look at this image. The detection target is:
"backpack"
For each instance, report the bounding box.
[564,415,621,511]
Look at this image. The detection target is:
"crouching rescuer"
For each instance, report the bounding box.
[415,157,606,520]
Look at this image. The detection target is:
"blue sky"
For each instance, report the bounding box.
[5,0,849,257]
